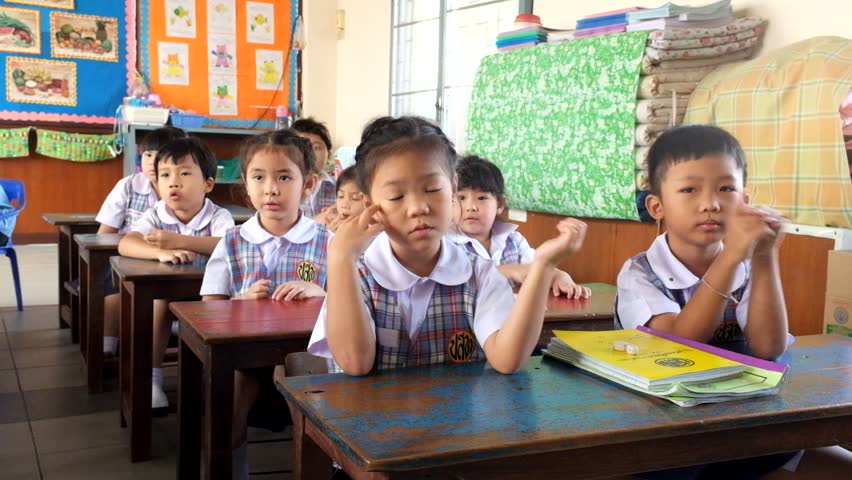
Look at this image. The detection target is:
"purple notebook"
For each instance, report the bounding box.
[638,326,788,373]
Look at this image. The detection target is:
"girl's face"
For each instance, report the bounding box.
[295,131,329,174]
[335,180,365,220]
[453,188,504,240]
[244,148,316,230]
[368,151,453,255]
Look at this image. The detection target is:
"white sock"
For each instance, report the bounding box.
[103,336,118,354]
[152,368,164,388]
[232,441,249,480]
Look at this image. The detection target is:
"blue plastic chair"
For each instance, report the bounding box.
[0,179,25,311]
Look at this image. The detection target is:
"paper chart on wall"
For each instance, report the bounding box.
[246,2,274,44]
[209,74,237,115]
[158,42,190,85]
[206,0,235,34]
[255,49,282,90]
[208,33,236,74]
[166,0,197,38]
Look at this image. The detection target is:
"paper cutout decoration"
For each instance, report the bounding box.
[6,56,77,107]
[166,0,197,38]
[256,49,283,90]
[50,12,119,62]
[246,2,274,44]
[158,42,190,85]
[0,7,40,55]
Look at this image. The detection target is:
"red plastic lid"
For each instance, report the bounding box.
[514,13,541,25]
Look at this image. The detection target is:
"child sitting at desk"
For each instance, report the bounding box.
[97,126,187,355]
[449,155,589,299]
[292,117,337,220]
[117,136,234,410]
[325,165,367,232]
[615,125,795,479]
[200,130,330,480]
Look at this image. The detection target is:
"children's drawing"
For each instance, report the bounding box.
[246,2,274,44]
[207,0,235,34]
[208,34,236,74]
[166,0,197,39]
[256,49,283,90]
[50,12,118,62]
[208,75,237,116]
[158,42,190,86]
[0,7,40,55]
[6,0,73,9]
[6,57,77,107]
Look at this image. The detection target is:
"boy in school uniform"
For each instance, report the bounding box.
[292,117,337,220]
[118,137,234,408]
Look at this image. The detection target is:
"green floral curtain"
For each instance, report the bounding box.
[35,129,117,162]
[0,128,32,158]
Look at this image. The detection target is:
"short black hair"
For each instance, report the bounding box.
[154,137,218,180]
[239,129,318,181]
[354,116,456,193]
[647,124,747,195]
[335,165,359,194]
[291,117,332,151]
[456,155,505,198]
[139,126,188,153]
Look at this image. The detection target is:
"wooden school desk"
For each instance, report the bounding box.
[42,213,99,341]
[280,335,852,480]
[541,282,616,339]
[74,233,122,393]
[110,256,206,462]
[171,297,323,480]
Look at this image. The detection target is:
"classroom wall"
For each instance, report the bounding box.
[302,0,338,141]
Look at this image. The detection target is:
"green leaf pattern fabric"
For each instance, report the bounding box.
[0,128,31,158]
[466,32,648,220]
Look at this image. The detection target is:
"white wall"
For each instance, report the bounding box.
[302,0,338,141]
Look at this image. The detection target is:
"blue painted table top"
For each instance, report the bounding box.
[279,335,852,471]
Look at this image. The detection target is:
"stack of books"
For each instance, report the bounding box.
[626,0,732,31]
[574,7,644,39]
[543,327,788,406]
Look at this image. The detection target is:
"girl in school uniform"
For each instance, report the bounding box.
[200,129,330,480]
[292,117,337,220]
[308,116,587,377]
[325,165,366,232]
[449,155,591,299]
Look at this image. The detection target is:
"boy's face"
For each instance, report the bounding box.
[335,180,365,220]
[453,188,503,241]
[157,155,214,218]
[141,150,158,184]
[295,131,329,173]
[647,154,747,249]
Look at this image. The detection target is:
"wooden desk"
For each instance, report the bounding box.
[42,213,99,342]
[74,234,123,393]
[171,298,322,480]
[539,283,616,346]
[110,256,206,462]
[280,335,852,480]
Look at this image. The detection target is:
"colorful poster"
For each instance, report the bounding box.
[246,2,274,44]
[206,0,235,34]
[50,12,119,62]
[6,0,73,9]
[208,33,236,74]
[255,49,283,90]
[158,42,190,85]
[6,57,77,107]
[166,0,196,38]
[0,7,40,55]
[208,75,237,115]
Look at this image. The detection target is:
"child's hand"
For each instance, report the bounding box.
[326,212,345,233]
[156,249,196,264]
[330,204,384,261]
[241,279,272,299]
[271,281,326,301]
[144,229,181,250]
[550,271,591,298]
[723,205,775,262]
[753,207,786,256]
[533,218,587,268]
[312,206,337,225]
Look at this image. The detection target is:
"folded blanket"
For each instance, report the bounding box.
[647,16,766,40]
[645,36,759,61]
[635,124,668,147]
[641,47,752,73]
[636,97,689,124]
[638,77,699,98]
[636,169,651,191]
[648,28,758,50]
[635,146,651,169]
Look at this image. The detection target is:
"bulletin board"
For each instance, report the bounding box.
[138,0,298,128]
[0,0,134,124]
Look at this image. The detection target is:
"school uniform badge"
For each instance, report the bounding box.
[297,261,316,283]
[447,330,476,362]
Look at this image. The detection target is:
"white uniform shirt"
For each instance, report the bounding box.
[308,233,515,358]
[200,214,320,296]
[131,198,234,237]
[95,173,158,231]
[448,221,535,265]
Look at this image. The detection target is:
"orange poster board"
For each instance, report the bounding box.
[139,0,296,128]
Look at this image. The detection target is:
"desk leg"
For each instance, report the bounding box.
[57,228,72,336]
[129,284,154,462]
[204,348,233,480]
[119,281,131,429]
[69,231,81,342]
[178,337,202,480]
[85,253,106,393]
[293,409,333,480]
[78,257,89,358]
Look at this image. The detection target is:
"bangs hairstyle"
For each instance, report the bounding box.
[335,165,359,194]
[354,116,456,193]
[647,124,747,195]
[457,155,505,198]
[291,117,332,151]
[154,137,217,180]
[139,126,188,153]
[239,129,319,181]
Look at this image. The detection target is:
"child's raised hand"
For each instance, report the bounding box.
[144,229,180,250]
[550,270,591,299]
[533,218,587,268]
[724,205,776,262]
[312,206,337,225]
[326,212,345,233]
[156,249,196,264]
[752,207,787,256]
[330,204,384,261]
[241,279,272,299]
[271,281,326,301]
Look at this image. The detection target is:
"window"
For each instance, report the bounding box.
[391,0,517,152]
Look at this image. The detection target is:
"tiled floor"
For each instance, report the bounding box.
[0,305,293,480]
